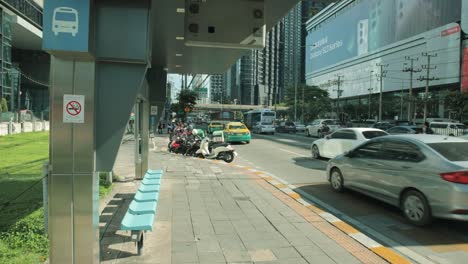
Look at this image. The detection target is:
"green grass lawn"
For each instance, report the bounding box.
[0,132,114,264]
[0,132,49,263]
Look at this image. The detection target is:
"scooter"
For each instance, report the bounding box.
[195,137,237,163]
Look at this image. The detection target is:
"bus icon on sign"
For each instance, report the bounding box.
[52,7,79,37]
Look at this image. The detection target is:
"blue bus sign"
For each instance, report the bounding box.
[43,0,91,54]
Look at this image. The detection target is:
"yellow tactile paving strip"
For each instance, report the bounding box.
[223,163,412,264]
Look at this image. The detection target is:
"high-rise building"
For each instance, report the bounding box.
[279,0,334,101]
[209,74,224,103]
[252,24,281,106]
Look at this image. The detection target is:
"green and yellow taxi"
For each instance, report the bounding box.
[224,122,251,144]
[207,121,224,134]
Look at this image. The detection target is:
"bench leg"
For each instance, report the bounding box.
[131,230,144,255]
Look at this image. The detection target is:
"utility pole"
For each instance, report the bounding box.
[331,75,344,121]
[376,63,388,121]
[301,84,305,124]
[294,82,297,121]
[403,56,421,123]
[419,52,438,123]
[400,81,404,119]
[368,70,374,119]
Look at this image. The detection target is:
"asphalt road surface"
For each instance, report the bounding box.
[232,131,468,264]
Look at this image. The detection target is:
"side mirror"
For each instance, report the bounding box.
[345,151,356,158]
[325,135,331,140]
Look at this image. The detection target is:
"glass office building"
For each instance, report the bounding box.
[305,0,464,121]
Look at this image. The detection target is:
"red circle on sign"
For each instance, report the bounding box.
[66,101,82,116]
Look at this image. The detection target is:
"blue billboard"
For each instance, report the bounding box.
[43,0,91,53]
[306,0,461,73]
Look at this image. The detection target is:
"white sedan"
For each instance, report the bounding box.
[311,128,388,159]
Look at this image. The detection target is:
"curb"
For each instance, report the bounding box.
[223,162,412,264]
[156,139,413,264]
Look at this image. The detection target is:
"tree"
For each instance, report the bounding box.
[444,90,468,121]
[283,84,331,122]
[0,97,8,112]
[175,89,198,121]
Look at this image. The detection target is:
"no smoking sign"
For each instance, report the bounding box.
[63,94,85,123]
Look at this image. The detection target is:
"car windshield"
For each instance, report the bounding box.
[427,142,468,161]
[262,112,275,116]
[229,125,247,130]
[362,131,388,139]
[211,122,222,126]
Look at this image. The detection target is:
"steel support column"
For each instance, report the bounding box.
[48,58,99,264]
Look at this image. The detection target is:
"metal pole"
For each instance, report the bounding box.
[294,82,297,121]
[400,81,404,119]
[423,55,431,123]
[376,63,387,122]
[408,59,414,122]
[379,73,383,122]
[368,71,373,119]
[337,76,341,121]
[301,84,305,123]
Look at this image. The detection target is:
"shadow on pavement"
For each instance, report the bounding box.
[251,134,314,149]
[100,192,137,261]
[292,157,327,171]
[293,184,468,250]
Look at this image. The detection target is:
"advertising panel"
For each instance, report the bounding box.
[306,0,461,73]
[306,23,461,98]
[462,0,468,33]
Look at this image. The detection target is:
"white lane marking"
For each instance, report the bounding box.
[277,139,297,143]
[278,148,307,156]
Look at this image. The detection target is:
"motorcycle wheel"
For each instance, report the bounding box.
[223,152,234,163]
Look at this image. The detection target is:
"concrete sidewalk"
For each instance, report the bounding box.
[99,136,387,264]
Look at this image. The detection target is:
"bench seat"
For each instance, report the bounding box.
[144,173,161,179]
[121,212,155,231]
[142,178,161,185]
[147,169,163,174]
[129,200,157,215]
[134,191,159,202]
[139,184,160,193]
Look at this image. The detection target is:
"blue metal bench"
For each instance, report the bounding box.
[120,169,163,255]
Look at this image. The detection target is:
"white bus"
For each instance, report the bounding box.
[244,109,276,134]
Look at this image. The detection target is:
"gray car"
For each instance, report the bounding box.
[326,135,468,226]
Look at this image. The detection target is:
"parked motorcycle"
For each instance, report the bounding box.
[195,137,236,163]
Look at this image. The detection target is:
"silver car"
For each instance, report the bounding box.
[327,135,468,226]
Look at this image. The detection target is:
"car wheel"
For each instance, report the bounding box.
[316,129,321,137]
[246,141,250,144]
[330,168,344,192]
[311,145,320,159]
[401,190,432,226]
[306,130,310,137]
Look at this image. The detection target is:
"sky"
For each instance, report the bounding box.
[167,74,211,102]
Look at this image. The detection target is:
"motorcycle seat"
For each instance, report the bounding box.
[210,142,229,148]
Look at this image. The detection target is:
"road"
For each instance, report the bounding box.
[233,131,468,264]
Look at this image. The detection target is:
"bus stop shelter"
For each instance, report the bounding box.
[42,0,300,263]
